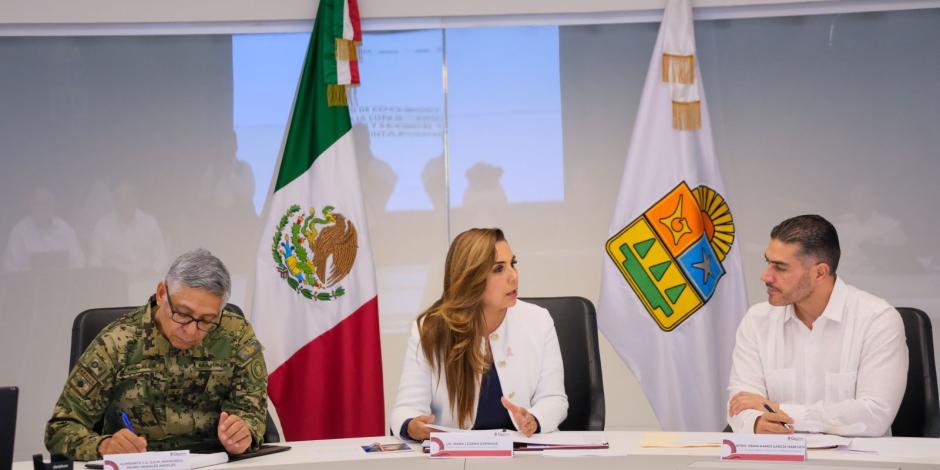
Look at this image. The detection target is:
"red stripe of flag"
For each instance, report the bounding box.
[267,296,384,440]
[350,60,360,85]
[348,0,362,42]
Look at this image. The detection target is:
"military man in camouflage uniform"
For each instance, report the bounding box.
[45,249,268,461]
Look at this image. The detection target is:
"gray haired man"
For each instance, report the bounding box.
[46,249,268,460]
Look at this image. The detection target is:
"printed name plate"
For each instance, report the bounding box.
[103,450,191,470]
[721,435,807,462]
[429,430,513,458]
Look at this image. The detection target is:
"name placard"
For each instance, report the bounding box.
[720,435,807,462]
[429,430,513,458]
[103,450,191,470]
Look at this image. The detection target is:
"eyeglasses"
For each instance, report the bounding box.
[165,285,221,332]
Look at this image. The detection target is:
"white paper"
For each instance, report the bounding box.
[720,434,806,461]
[425,426,608,447]
[803,434,852,449]
[643,433,848,450]
[425,424,463,433]
[429,430,513,458]
[94,451,227,470]
[509,431,608,446]
[542,448,627,458]
[186,453,228,468]
[101,451,189,470]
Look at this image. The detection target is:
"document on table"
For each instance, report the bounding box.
[426,424,462,433]
[426,425,609,450]
[86,452,228,470]
[641,433,851,450]
[803,434,852,449]
[510,431,608,447]
[542,448,628,458]
[641,432,723,448]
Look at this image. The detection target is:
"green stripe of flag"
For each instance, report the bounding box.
[274,0,350,192]
[332,0,346,41]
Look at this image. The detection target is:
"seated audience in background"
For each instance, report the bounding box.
[88,183,168,277]
[391,228,567,440]
[45,249,268,460]
[727,215,907,436]
[3,188,85,272]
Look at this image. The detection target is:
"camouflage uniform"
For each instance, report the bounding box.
[45,296,268,461]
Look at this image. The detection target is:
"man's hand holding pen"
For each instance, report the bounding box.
[729,391,794,434]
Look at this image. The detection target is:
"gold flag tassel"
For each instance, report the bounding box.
[662,53,695,85]
[327,84,348,107]
[334,38,359,61]
[672,101,701,131]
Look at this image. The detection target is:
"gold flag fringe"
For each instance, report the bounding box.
[672,101,701,131]
[327,84,348,107]
[335,38,358,61]
[662,53,695,84]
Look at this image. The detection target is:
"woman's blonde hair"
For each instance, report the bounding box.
[416,227,506,428]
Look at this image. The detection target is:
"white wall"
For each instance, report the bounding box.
[0,1,817,25]
[3,0,938,34]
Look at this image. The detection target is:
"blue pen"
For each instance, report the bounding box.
[120,411,137,434]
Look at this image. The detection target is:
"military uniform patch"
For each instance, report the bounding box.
[72,364,102,397]
[248,356,267,381]
[237,339,262,363]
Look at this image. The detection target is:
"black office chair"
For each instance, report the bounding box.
[722,307,940,436]
[70,303,282,443]
[520,296,605,431]
[69,306,141,372]
[0,386,18,470]
[892,307,940,438]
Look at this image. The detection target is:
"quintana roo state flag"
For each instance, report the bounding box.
[250,0,384,441]
[597,0,748,432]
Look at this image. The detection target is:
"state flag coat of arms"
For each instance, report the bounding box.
[597,0,748,432]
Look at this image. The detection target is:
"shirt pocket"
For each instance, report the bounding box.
[765,367,796,403]
[114,364,166,402]
[825,371,858,403]
[202,364,233,399]
[112,365,166,429]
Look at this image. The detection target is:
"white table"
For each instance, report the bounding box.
[474,432,940,470]
[17,432,940,470]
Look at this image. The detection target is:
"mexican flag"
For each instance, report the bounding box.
[249,0,384,441]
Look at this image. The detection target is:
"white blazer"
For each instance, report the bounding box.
[391,300,568,438]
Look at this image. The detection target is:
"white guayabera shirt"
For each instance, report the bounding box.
[728,277,908,436]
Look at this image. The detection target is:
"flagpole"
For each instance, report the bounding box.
[441,28,452,241]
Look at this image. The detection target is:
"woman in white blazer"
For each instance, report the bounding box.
[391,228,568,441]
